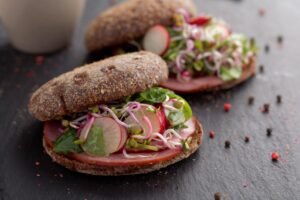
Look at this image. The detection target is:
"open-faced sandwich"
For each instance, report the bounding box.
[85,0,257,93]
[28,51,203,176]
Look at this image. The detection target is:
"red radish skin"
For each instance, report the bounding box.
[117,126,128,151]
[142,25,170,56]
[189,16,211,26]
[156,107,168,133]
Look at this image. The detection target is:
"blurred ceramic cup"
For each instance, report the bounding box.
[0,0,86,54]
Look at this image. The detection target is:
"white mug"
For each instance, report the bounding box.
[0,0,86,54]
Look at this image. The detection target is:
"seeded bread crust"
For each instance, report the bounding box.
[43,117,203,176]
[161,57,256,94]
[28,51,168,121]
[85,0,197,52]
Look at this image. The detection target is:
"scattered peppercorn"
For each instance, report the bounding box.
[262,104,270,113]
[265,45,270,53]
[25,71,36,78]
[14,67,20,73]
[244,136,250,143]
[209,131,215,139]
[277,35,283,44]
[225,140,231,148]
[259,65,264,73]
[214,192,221,200]
[258,8,266,16]
[35,56,44,65]
[266,128,272,137]
[276,95,282,104]
[248,96,254,105]
[224,103,232,112]
[271,152,279,162]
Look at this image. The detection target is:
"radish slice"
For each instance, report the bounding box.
[206,24,230,39]
[125,105,163,138]
[91,117,125,155]
[156,107,168,133]
[117,126,128,151]
[142,25,170,56]
[79,116,95,142]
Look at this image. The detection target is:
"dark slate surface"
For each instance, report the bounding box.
[0,0,300,199]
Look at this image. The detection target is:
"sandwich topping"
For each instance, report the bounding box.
[118,9,257,83]
[46,88,195,159]
[162,10,257,82]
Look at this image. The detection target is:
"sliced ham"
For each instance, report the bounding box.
[160,76,224,94]
[43,118,197,166]
[161,58,255,94]
[70,149,181,166]
[44,121,64,147]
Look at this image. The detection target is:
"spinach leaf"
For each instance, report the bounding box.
[53,129,83,155]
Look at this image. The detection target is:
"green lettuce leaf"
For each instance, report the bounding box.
[53,129,83,155]
[132,87,193,122]
[81,125,107,157]
[220,67,242,81]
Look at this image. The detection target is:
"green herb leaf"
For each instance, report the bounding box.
[193,61,204,71]
[167,93,193,121]
[81,125,107,157]
[220,67,242,81]
[172,123,188,130]
[195,40,204,52]
[126,138,159,151]
[168,111,185,125]
[134,87,170,104]
[181,137,192,153]
[131,87,193,123]
[53,129,83,155]
[89,106,99,113]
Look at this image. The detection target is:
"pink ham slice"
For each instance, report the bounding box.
[161,58,254,94]
[161,76,224,94]
[43,120,197,166]
[44,121,64,147]
[70,149,181,166]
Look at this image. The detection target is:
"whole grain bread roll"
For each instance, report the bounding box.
[43,117,203,176]
[85,0,197,52]
[28,51,168,121]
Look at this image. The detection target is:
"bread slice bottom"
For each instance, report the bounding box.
[43,117,203,176]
